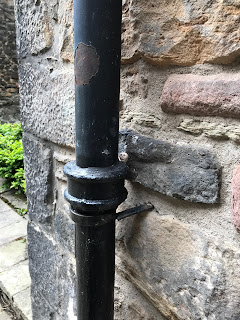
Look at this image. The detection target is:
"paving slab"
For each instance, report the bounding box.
[0,239,27,273]
[0,301,14,320]
[0,260,31,299]
[0,310,12,320]
[0,191,27,211]
[0,183,32,320]
[0,220,27,246]
[0,203,23,229]
[13,287,32,320]
[0,199,15,214]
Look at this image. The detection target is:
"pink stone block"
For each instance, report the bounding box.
[160,73,240,118]
[232,164,240,231]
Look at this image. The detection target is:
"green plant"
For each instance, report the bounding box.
[16,208,28,216]
[0,123,25,194]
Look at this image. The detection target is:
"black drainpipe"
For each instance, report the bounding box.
[63,0,128,319]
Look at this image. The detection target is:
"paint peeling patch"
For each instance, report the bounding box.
[75,43,100,86]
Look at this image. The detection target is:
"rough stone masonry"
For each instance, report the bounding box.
[0,0,19,123]
[14,0,240,319]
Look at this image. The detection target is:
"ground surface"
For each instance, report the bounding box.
[0,179,31,320]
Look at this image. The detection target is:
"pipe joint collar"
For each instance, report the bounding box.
[63,161,128,213]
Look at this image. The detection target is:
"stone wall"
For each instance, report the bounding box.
[14,0,240,319]
[0,0,19,123]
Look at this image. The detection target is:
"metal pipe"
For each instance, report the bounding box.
[64,0,127,319]
[74,0,122,168]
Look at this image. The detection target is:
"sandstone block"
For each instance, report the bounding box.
[23,136,53,224]
[114,272,166,320]
[160,74,240,118]
[58,0,74,63]
[19,63,75,147]
[232,164,240,231]
[121,112,161,129]
[178,119,240,143]
[120,130,220,204]
[122,0,240,66]
[14,0,54,58]
[116,213,240,320]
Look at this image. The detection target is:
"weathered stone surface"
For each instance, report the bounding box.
[31,288,57,320]
[114,272,166,320]
[120,130,220,203]
[14,0,54,58]
[160,73,240,118]
[14,0,74,64]
[121,65,149,100]
[28,222,77,319]
[58,0,74,63]
[116,213,240,320]
[23,136,53,224]
[28,223,59,312]
[19,63,75,146]
[0,0,19,122]
[178,119,240,143]
[122,0,240,66]
[232,164,240,231]
[57,253,77,320]
[54,209,75,255]
[121,112,161,129]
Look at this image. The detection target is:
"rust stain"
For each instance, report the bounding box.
[75,43,100,86]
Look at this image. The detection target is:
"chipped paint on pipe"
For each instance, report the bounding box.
[75,43,100,86]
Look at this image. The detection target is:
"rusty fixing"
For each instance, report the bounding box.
[75,43,100,86]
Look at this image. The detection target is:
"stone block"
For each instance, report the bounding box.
[114,272,166,320]
[120,130,220,204]
[19,63,75,147]
[28,222,59,311]
[54,208,75,254]
[0,0,19,120]
[31,288,57,320]
[122,0,240,66]
[58,0,74,63]
[178,119,240,143]
[56,253,77,320]
[14,0,54,58]
[160,74,240,118]
[23,136,53,224]
[121,112,161,129]
[232,164,240,231]
[116,213,240,320]
[28,222,77,319]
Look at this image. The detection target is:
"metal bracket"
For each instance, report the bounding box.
[116,203,154,221]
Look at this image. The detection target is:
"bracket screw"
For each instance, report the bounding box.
[118,152,129,163]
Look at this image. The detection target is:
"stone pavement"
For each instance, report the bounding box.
[0,303,13,320]
[0,197,32,320]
